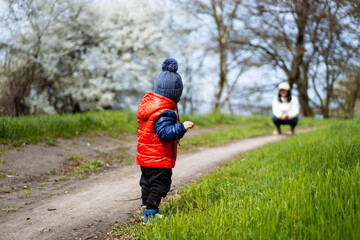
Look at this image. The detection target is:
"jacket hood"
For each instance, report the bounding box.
[137,92,177,121]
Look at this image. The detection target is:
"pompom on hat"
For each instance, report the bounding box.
[154,58,183,103]
[162,58,178,72]
[278,82,290,91]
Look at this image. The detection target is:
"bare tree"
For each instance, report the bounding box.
[331,74,360,118]
[231,0,360,118]
[222,60,248,114]
[179,0,241,112]
[179,54,207,114]
[231,0,319,116]
[346,0,360,20]
[306,1,359,117]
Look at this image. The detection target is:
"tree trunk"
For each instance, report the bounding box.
[344,77,360,118]
[223,80,233,114]
[297,79,313,116]
[323,105,329,118]
[214,44,227,111]
[291,0,313,116]
[14,62,34,116]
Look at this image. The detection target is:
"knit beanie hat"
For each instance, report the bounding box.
[154,58,183,103]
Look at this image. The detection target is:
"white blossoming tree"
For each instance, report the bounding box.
[0,0,168,115]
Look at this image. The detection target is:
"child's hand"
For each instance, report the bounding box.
[183,121,194,131]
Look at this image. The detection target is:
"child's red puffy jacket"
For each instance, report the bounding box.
[136,92,186,168]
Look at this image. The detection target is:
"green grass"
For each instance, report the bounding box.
[183,114,325,129]
[2,205,16,213]
[1,188,10,193]
[180,117,327,152]
[57,175,69,181]
[0,111,326,146]
[113,117,360,239]
[24,189,33,196]
[67,154,104,174]
[46,138,58,146]
[1,111,265,145]
[181,114,269,127]
[0,111,138,145]
[113,148,134,165]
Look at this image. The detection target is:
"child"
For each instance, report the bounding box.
[136,58,194,223]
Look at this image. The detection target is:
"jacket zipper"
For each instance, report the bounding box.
[172,142,175,159]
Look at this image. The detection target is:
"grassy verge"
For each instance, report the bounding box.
[0,111,138,145]
[0,111,251,145]
[179,117,328,153]
[0,111,325,146]
[112,117,360,239]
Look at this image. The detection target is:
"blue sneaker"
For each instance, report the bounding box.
[141,205,149,224]
[143,209,163,224]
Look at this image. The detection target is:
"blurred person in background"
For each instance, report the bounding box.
[272,82,300,135]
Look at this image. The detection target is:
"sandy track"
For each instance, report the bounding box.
[0,131,311,240]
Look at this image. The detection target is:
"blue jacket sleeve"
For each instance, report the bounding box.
[154,110,186,142]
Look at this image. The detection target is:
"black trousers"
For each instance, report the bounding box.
[139,166,172,210]
[272,116,298,129]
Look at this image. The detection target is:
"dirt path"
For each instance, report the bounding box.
[0,129,312,240]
